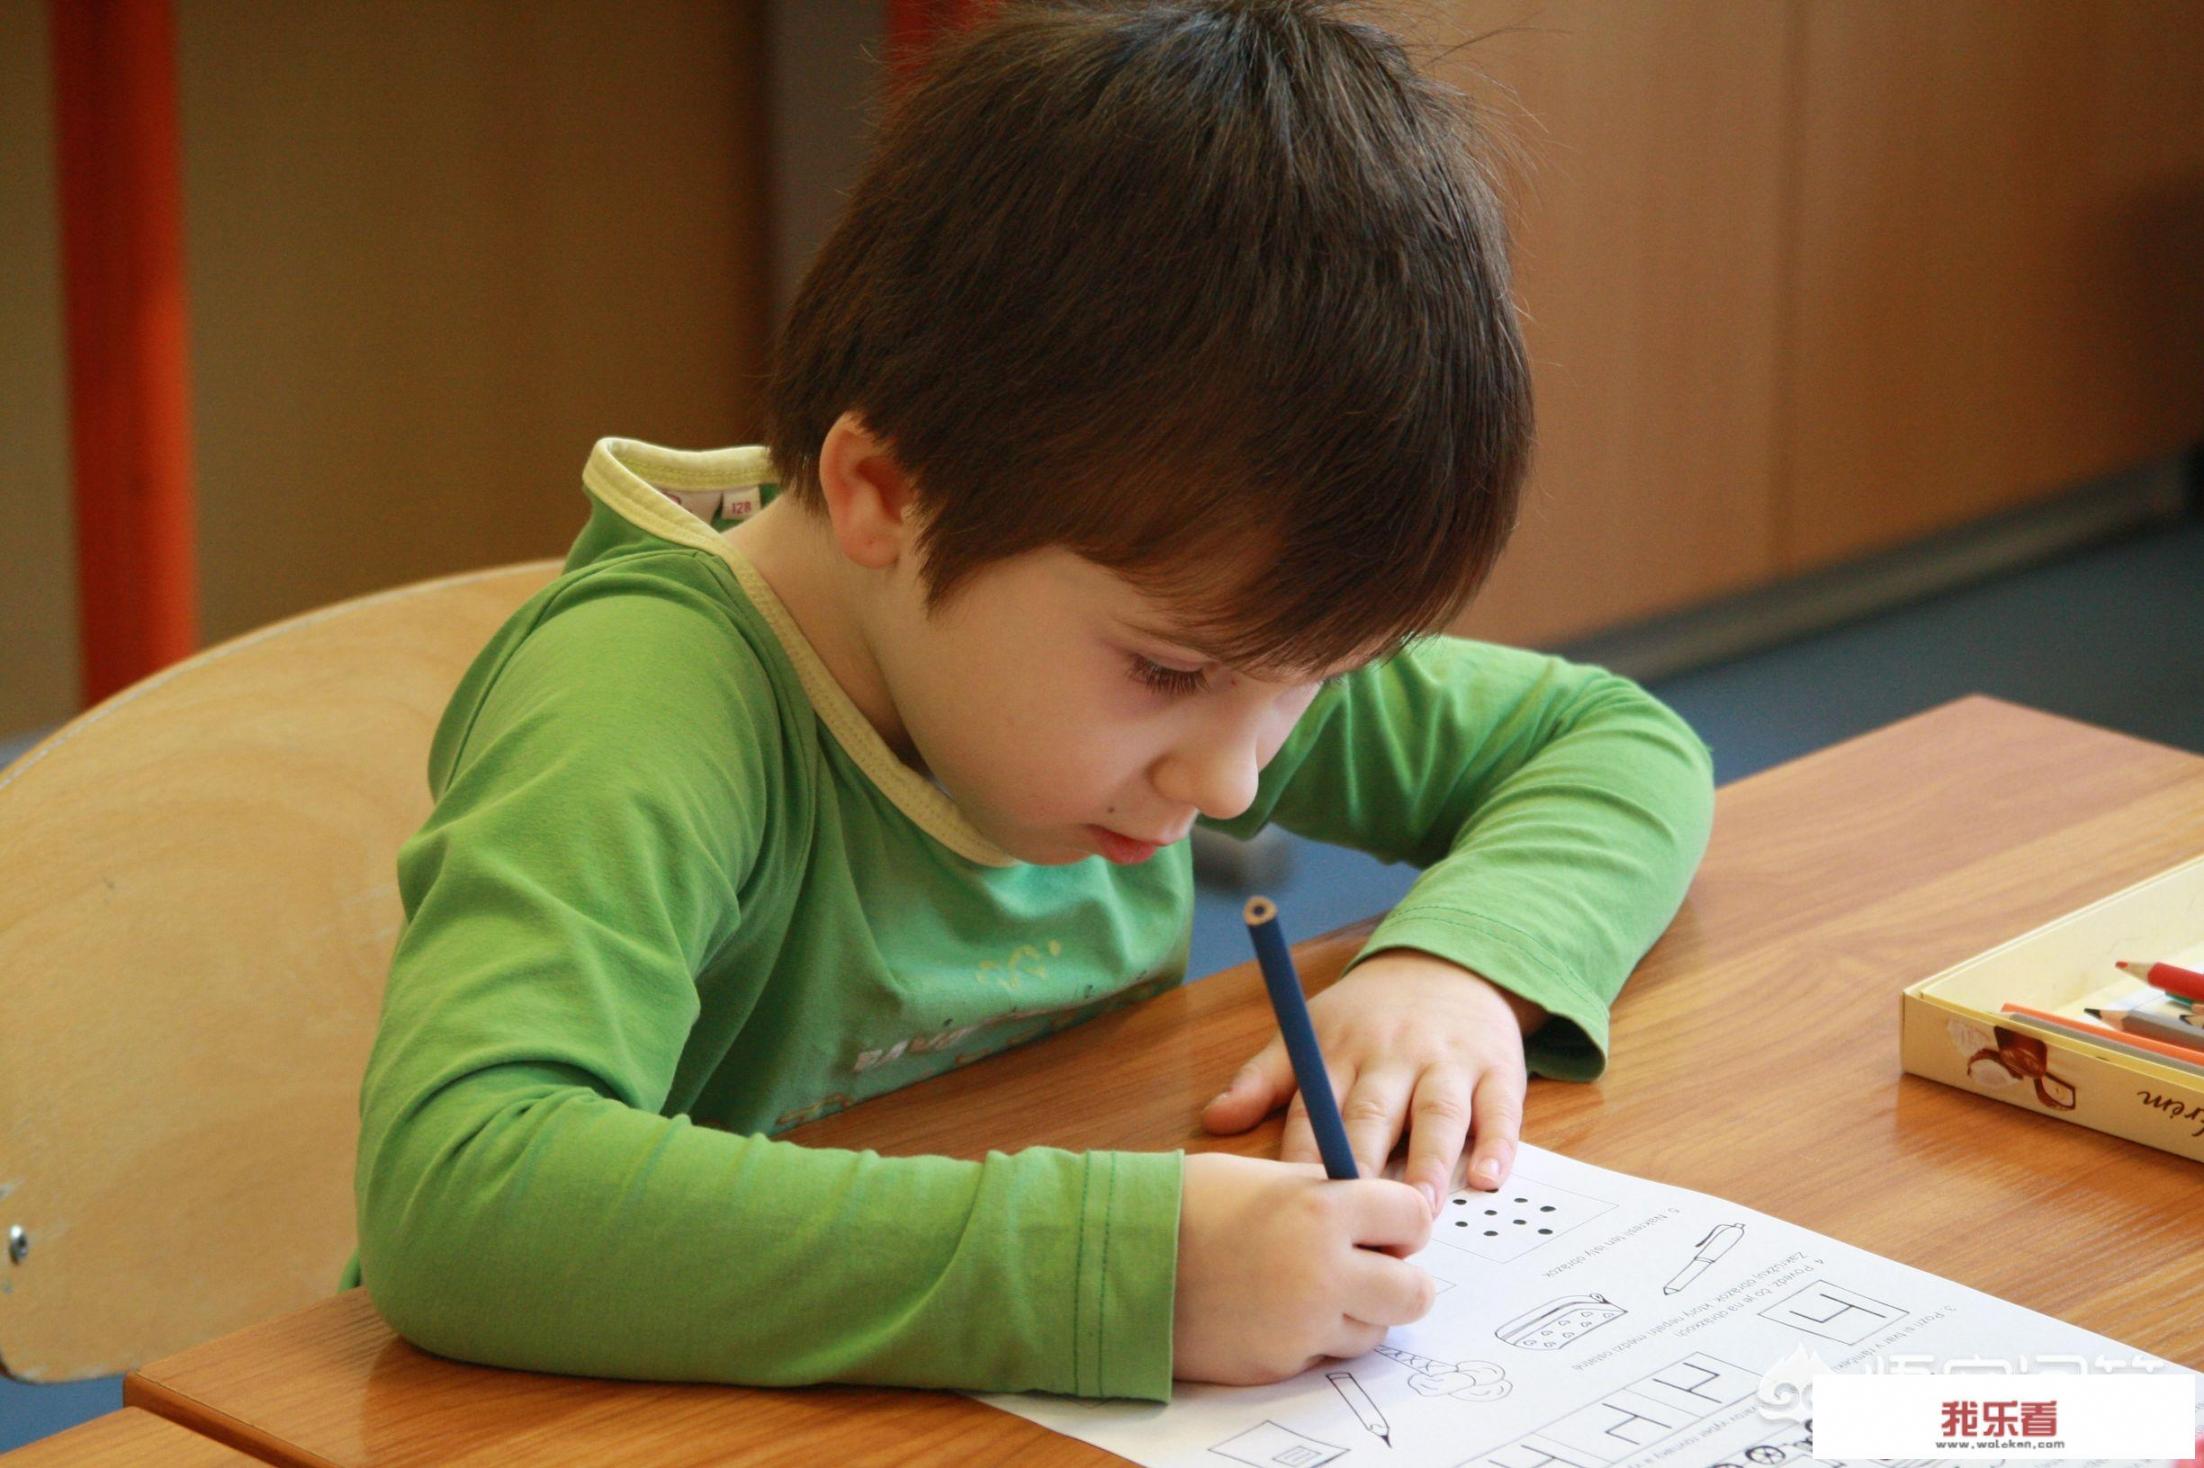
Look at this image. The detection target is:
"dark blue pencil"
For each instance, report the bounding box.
[1243,895,1358,1180]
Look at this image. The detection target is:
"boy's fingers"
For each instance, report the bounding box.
[1463,1068,1525,1190]
[1339,1179,1435,1271]
[1338,1064,1416,1179]
[1278,1064,1355,1166]
[1328,1316,1393,1364]
[1402,1065,1474,1214]
[1200,1041,1294,1134]
[1341,1250,1435,1329]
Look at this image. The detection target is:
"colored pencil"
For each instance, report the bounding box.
[2116,959,2204,1004]
[1998,1003,2204,1077]
[1244,895,1358,1180]
[2082,1003,2204,1054]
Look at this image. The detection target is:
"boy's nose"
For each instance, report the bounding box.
[1152,741,1260,824]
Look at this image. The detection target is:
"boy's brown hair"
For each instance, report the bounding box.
[765,0,1532,677]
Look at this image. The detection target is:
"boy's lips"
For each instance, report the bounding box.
[1087,825,1175,863]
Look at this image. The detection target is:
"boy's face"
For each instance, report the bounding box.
[873,546,1359,867]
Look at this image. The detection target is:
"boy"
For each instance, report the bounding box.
[351,0,1714,1403]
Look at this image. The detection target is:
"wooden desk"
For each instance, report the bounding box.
[123,697,2204,1465]
[0,1409,260,1466]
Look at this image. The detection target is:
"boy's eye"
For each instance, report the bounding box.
[1127,654,1208,696]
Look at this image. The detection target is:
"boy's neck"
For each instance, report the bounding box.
[729,499,923,772]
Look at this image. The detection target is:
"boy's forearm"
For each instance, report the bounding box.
[355,1075,1184,1400]
[1350,672,1716,1079]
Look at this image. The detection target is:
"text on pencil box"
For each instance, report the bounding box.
[2134,1088,2204,1138]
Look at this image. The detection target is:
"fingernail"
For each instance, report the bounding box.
[1472,1157,1501,1187]
[1419,1183,1440,1215]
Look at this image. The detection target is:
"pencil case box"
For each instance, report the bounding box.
[1899,851,2204,1165]
[1494,1293,1624,1349]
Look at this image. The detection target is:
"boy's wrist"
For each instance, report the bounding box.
[1361,944,1549,1036]
[1491,980,1550,1036]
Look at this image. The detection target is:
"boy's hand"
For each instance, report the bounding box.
[1201,949,1543,1213]
[1174,1152,1435,1385]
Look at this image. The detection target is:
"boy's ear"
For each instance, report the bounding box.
[817,411,920,571]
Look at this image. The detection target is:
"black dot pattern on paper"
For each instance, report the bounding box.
[1429,1175,1617,1264]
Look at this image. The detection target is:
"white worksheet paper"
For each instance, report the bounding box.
[975,1144,2201,1468]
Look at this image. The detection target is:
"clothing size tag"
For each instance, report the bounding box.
[656,485,765,525]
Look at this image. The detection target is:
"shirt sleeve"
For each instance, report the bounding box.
[1198,637,1716,1080]
[354,560,1181,1401]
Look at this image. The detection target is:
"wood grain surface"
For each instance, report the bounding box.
[123,697,2204,1466]
[1781,0,2204,570]
[0,1409,259,1467]
[0,560,559,1381]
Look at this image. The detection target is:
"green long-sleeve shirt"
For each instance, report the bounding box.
[351,437,1715,1403]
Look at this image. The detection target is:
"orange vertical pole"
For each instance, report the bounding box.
[49,0,200,706]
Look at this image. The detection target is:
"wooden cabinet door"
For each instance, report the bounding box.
[1422,1,1794,647]
[1783,0,2204,571]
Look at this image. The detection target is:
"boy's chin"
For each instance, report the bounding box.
[1000,828,1106,867]
[1037,838,1103,867]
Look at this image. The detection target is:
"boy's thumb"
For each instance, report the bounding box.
[1201,1047,1288,1132]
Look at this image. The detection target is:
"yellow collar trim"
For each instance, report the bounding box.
[582,438,1019,868]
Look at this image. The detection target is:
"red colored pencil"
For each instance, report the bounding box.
[2116,959,2204,1004]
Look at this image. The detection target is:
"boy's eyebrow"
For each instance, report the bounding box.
[1110,612,1251,665]
[1116,617,1372,683]
[1115,618,1231,664]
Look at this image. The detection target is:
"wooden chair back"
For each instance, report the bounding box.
[0,560,560,1381]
